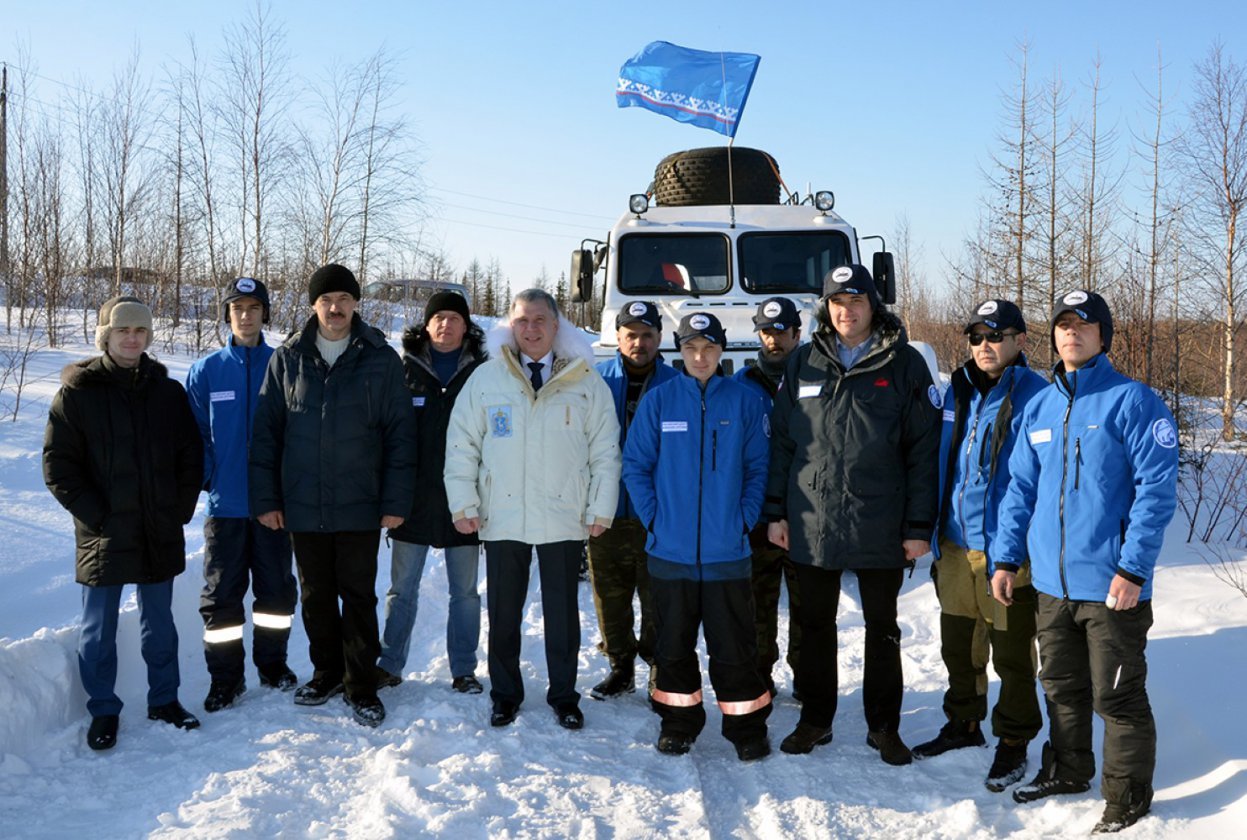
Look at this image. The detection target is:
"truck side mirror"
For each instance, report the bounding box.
[571,249,594,303]
[873,251,897,305]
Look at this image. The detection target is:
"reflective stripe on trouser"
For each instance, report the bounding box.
[649,565,771,746]
[587,518,656,667]
[201,516,297,681]
[933,542,1041,741]
[1035,593,1157,801]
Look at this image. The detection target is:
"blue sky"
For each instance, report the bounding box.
[4,0,1242,293]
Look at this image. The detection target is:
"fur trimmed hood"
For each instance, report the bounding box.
[486,314,597,368]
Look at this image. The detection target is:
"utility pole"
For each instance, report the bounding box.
[1,64,10,333]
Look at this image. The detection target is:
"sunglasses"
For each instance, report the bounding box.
[968,330,1018,346]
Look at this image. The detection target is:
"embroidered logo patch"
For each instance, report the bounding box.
[209,390,236,402]
[489,406,513,438]
[628,302,648,316]
[412,396,426,407]
[763,301,783,318]
[831,266,854,283]
[1063,290,1089,306]
[928,385,941,407]
[1152,418,1177,449]
[977,300,998,315]
[689,314,711,330]
[661,420,688,433]
[235,278,257,294]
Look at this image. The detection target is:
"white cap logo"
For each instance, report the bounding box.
[690,314,711,330]
[628,302,648,316]
[236,278,257,293]
[763,301,783,318]
[977,301,998,315]
[831,266,854,283]
[1064,291,1089,305]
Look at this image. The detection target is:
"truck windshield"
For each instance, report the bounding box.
[617,233,730,295]
[738,231,853,294]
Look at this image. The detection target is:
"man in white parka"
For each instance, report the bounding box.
[445,288,621,731]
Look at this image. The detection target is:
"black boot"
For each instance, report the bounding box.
[985,739,1029,792]
[87,715,119,751]
[780,721,834,755]
[866,730,913,766]
[1012,743,1091,803]
[590,660,635,700]
[203,677,246,713]
[1092,785,1153,834]
[148,700,201,730]
[912,719,987,759]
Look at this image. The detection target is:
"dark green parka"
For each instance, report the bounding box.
[249,313,417,533]
[763,309,941,570]
[43,354,204,586]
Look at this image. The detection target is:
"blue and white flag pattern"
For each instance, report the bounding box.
[616,41,760,138]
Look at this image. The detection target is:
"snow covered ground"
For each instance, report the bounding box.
[1,330,1245,839]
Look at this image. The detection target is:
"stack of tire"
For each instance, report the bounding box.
[652,147,782,206]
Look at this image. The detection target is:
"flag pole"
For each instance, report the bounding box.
[720,51,736,229]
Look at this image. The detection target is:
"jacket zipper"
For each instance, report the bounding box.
[956,390,987,542]
[696,388,706,573]
[712,429,718,470]
[1058,380,1075,599]
[1075,438,1082,490]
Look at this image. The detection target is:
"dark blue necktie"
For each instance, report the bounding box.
[528,361,543,391]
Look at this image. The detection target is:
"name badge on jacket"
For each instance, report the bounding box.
[210,390,236,402]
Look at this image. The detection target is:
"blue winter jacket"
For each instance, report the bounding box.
[597,353,679,520]
[992,355,1179,601]
[186,338,274,518]
[622,373,770,573]
[934,356,1046,555]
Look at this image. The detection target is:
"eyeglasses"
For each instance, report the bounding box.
[968,330,1018,346]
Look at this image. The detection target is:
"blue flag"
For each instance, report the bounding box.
[616,41,760,138]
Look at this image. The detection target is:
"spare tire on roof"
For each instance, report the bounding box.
[653,147,782,206]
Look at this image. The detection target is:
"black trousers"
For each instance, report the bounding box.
[795,565,905,733]
[1035,593,1156,804]
[290,530,381,702]
[485,540,582,708]
[201,516,298,682]
[650,568,771,746]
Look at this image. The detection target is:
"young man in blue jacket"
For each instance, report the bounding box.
[622,312,773,761]
[589,301,678,700]
[993,290,1179,833]
[913,299,1045,792]
[186,278,298,712]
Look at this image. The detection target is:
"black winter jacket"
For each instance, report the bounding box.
[763,310,941,570]
[43,354,204,586]
[389,323,487,547]
[249,313,417,533]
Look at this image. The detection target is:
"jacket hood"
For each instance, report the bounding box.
[486,314,596,367]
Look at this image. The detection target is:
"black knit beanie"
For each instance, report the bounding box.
[424,291,471,325]
[308,264,361,304]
